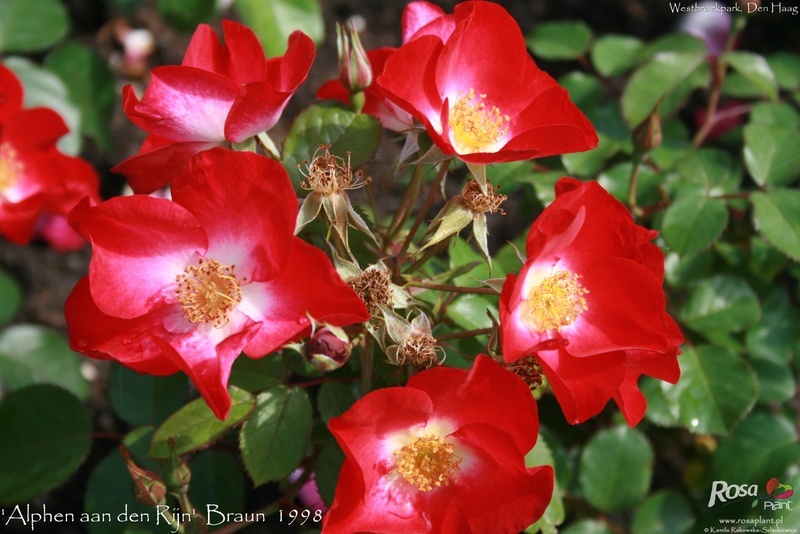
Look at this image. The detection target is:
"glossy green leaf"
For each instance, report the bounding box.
[0,267,22,326]
[631,490,695,534]
[561,134,620,177]
[679,275,761,334]
[722,51,778,100]
[558,72,603,111]
[525,435,564,534]
[0,0,69,52]
[0,385,91,504]
[0,324,89,400]
[317,382,356,425]
[45,42,117,153]
[235,0,323,57]
[283,103,381,185]
[447,295,497,332]
[750,357,796,404]
[108,364,188,427]
[187,450,245,519]
[579,426,653,512]
[229,355,286,393]
[640,33,707,58]
[744,124,800,187]
[676,149,742,194]
[661,345,758,435]
[239,385,312,485]
[149,386,255,459]
[641,377,679,427]
[749,102,800,129]
[662,196,728,255]
[316,438,345,506]
[597,162,662,207]
[4,57,81,155]
[591,34,643,77]
[527,21,593,61]
[714,412,800,483]
[158,0,215,32]
[664,250,713,289]
[622,51,706,126]
[561,520,614,534]
[751,189,800,261]
[745,287,800,364]
[766,52,800,90]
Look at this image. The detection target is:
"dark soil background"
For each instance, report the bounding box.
[1,0,797,532]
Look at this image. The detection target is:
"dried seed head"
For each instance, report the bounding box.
[299,144,370,195]
[462,179,507,215]
[397,332,443,368]
[348,267,392,317]
[505,355,544,391]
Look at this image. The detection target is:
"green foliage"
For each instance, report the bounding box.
[158,0,215,32]
[108,363,188,427]
[591,35,642,77]
[235,0,323,57]
[751,189,800,260]
[0,0,68,52]
[317,382,356,424]
[743,124,800,187]
[661,195,728,255]
[679,275,761,334]
[527,21,593,61]
[631,491,695,534]
[0,267,22,326]
[0,385,91,504]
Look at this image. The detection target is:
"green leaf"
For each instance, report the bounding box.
[0,0,69,52]
[722,51,778,100]
[558,72,603,111]
[447,295,497,332]
[108,363,188,427]
[187,450,245,519]
[525,435,565,534]
[714,412,800,483]
[751,189,800,261]
[745,287,800,364]
[679,275,761,334]
[0,385,91,504]
[561,134,620,177]
[749,102,800,129]
[578,426,653,512]
[664,250,713,288]
[235,0,323,57]
[591,34,643,77]
[3,57,81,155]
[527,21,593,61]
[750,357,796,404]
[317,382,356,424]
[766,52,800,90]
[676,149,742,194]
[239,385,312,485]
[744,124,800,187]
[229,355,286,393]
[315,438,345,506]
[631,490,695,534]
[149,386,255,459]
[661,196,728,256]
[661,345,758,435]
[283,103,382,185]
[640,33,707,58]
[0,324,89,400]
[622,51,706,127]
[641,377,679,427]
[561,520,614,534]
[158,0,215,32]
[0,267,22,325]
[597,163,661,207]
[45,42,117,153]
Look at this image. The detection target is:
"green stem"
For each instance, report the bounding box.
[387,164,425,241]
[402,239,448,275]
[437,327,493,342]
[361,335,374,394]
[627,157,644,216]
[407,281,499,295]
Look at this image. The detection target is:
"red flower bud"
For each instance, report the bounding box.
[306,325,352,372]
[336,21,373,94]
[120,446,167,507]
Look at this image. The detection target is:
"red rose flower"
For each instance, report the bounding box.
[323,355,553,534]
[66,148,368,419]
[500,178,682,425]
[113,20,315,193]
[0,63,100,247]
[376,1,598,163]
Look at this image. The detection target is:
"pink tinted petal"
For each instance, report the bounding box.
[69,196,207,319]
[219,20,268,84]
[407,355,538,454]
[613,368,648,426]
[182,24,226,71]
[537,348,627,424]
[402,1,454,43]
[122,68,240,142]
[240,238,369,356]
[170,148,296,282]
[225,81,293,142]
[36,214,86,251]
[111,140,219,194]
[65,277,182,375]
[377,35,446,138]
[152,317,260,420]
[264,31,316,91]
[0,194,47,245]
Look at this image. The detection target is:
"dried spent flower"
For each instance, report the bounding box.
[505,355,544,391]
[299,144,370,195]
[397,332,444,368]
[462,179,507,215]
[348,267,392,317]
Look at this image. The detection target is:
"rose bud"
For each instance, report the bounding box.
[306,325,352,372]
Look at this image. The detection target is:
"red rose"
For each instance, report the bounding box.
[376,1,597,163]
[113,20,315,193]
[500,178,682,425]
[323,355,553,533]
[66,148,368,419]
[0,63,100,247]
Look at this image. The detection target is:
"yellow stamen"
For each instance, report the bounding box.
[448,88,509,154]
[175,258,243,328]
[520,270,588,333]
[0,143,23,193]
[393,434,461,492]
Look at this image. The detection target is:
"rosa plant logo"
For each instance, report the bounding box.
[708,477,795,509]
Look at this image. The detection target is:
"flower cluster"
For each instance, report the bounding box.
[0,64,100,250]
